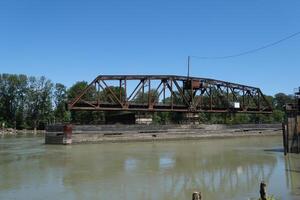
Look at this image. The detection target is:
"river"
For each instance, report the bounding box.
[0,135,299,200]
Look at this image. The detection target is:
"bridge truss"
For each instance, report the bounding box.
[68,75,272,114]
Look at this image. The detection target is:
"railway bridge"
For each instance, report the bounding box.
[68,75,272,114]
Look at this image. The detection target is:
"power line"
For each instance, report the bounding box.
[191,31,300,60]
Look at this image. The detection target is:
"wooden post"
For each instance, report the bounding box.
[283,123,287,156]
[260,182,267,200]
[287,117,290,153]
[192,192,201,200]
[295,113,300,154]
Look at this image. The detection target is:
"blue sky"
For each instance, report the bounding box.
[0,0,299,95]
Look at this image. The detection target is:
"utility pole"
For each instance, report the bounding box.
[187,56,190,78]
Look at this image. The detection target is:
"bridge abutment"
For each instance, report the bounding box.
[45,124,72,145]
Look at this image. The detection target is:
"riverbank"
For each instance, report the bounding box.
[0,128,45,136]
[45,124,282,144]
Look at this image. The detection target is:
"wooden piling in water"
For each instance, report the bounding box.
[192,192,201,200]
[260,182,267,200]
[191,182,271,199]
[282,123,287,156]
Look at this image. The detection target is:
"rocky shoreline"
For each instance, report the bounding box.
[0,128,45,136]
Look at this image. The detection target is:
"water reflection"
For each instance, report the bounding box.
[159,156,175,169]
[285,154,300,199]
[59,138,279,200]
[125,158,138,171]
[0,136,299,200]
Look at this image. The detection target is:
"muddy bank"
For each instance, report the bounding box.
[45,124,282,144]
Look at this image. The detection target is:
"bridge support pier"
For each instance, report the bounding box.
[135,114,153,125]
[45,124,72,145]
[184,113,200,125]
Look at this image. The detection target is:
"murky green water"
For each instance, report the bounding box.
[0,136,300,200]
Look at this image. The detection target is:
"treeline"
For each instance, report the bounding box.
[0,74,67,129]
[0,73,294,129]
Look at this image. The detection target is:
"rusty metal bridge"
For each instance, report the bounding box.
[68,75,272,114]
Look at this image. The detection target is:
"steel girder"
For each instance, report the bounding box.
[68,75,272,114]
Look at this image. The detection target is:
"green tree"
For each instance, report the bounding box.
[271,110,285,123]
[100,86,126,103]
[162,92,185,123]
[0,74,28,128]
[274,93,294,110]
[230,113,251,124]
[68,81,104,124]
[26,76,53,130]
[54,83,69,123]
[134,89,159,104]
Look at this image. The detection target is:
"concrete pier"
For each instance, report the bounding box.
[45,124,72,144]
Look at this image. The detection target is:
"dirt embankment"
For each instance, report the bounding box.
[54,124,282,144]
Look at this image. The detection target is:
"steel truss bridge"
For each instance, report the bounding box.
[68,75,272,114]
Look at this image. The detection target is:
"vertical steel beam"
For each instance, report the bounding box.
[171,79,173,110]
[148,79,151,109]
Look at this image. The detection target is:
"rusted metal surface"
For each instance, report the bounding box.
[68,75,272,113]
